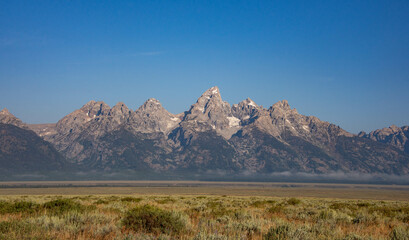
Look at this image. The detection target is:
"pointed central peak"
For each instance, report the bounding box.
[138,98,165,112]
[202,86,220,98]
[196,86,222,103]
[189,86,226,114]
[209,86,219,95]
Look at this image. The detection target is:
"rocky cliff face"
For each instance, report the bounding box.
[358,125,409,154]
[5,86,409,175]
[129,98,180,134]
[0,108,27,128]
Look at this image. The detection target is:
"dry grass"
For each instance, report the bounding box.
[0,192,408,239]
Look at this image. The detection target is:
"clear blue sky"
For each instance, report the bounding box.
[1,0,408,133]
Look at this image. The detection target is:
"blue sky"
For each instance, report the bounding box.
[1,0,408,133]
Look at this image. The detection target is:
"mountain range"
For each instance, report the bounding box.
[1,86,408,180]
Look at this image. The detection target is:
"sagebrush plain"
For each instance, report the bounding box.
[0,182,408,239]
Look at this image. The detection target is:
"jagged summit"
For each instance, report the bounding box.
[243,98,258,107]
[3,86,409,175]
[0,108,10,114]
[202,86,220,97]
[184,87,233,121]
[138,98,165,112]
[188,86,225,114]
[80,100,110,117]
[147,98,161,103]
[129,98,180,134]
[270,100,292,111]
[111,102,129,113]
[235,98,260,110]
[232,98,262,122]
[360,124,409,153]
[0,108,26,128]
[171,86,241,140]
[113,101,127,107]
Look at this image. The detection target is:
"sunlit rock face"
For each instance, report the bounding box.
[359,125,409,154]
[0,108,26,128]
[13,86,408,175]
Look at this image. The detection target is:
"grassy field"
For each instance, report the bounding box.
[0,182,408,239]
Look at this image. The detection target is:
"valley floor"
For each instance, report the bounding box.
[0,182,408,239]
[1,181,409,200]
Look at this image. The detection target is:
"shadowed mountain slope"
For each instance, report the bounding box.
[0,87,407,176]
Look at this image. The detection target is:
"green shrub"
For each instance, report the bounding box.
[330,202,355,210]
[205,201,232,218]
[94,199,109,205]
[206,201,224,209]
[319,209,335,220]
[0,220,31,234]
[0,200,40,214]
[356,202,371,208]
[369,205,409,218]
[0,220,51,239]
[268,205,285,214]
[155,198,176,204]
[122,205,186,234]
[287,198,301,206]
[121,197,142,203]
[263,225,292,240]
[42,199,90,215]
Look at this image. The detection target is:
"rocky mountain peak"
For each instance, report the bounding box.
[4,86,409,176]
[359,125,409,154]
[389,125,401,132]
[80,100,110,118]
[0,108,11,115]
[268,100,299,118]
[243,98,258,107]
[55,101,110,134]
[235,98,260,109]
[0,108,26,128]
[232,98,262,121]
[139,98,165,112]
[370,125,404,137]
[180,86,240,139]
[202,86,221,98]
[189,87,231,116]
[110,102,130,116]
[271,100,291,111]
[188,86,226,115]
[129,98,180,134]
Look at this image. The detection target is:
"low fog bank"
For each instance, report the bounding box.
[200,170,409,185]
[2,170,409,185]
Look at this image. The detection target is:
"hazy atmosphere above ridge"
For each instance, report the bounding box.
[1,1,408,133]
